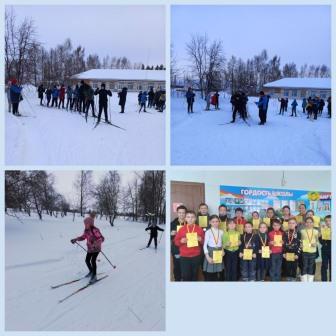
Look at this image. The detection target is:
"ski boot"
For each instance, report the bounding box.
[89,275,97,284]
[85,272,92,278]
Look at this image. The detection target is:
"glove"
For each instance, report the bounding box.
[71,238,77,244]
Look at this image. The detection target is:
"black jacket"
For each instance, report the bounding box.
[283,229,301,255]
[95,88,112,104]
[145,225,164,237]
[239,232,259,254]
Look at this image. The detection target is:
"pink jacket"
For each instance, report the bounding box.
[77,227,104,253]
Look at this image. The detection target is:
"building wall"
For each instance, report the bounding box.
[264,87,331,99]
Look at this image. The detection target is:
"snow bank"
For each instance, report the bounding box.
[171,91,331,165]
[5,213,165,331]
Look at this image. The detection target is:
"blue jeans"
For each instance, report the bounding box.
[240,258,256,281]
[270,253,282,281]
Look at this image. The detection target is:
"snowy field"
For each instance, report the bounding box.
[171,91,331,165]
[6,86,165,165]
[5,213,165,331]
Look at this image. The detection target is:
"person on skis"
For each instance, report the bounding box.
[94,83,112,123]
[37,83,45,105]
[145,220,164,249]
[10,79,23,116]
[118,87,127,113]
[70,212,105,283]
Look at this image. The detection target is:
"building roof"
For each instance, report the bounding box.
[71,69,165,82]
[264,77,331,90]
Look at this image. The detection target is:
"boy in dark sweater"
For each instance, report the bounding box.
[283,217,300,281]
[319,215,331,281]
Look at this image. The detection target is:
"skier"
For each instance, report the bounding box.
[66,85,73,110]
[145,222,164,249]
[241,91,248,119]
[70,212,105,284]
[154,88,161,109]
[118,87,127,113]
[78,81,86,112]
[139,91,148,112]
[256,91,269,125]
[231,91,243,123]
[10,79,23,116]
[278,97,286,115]
[45,87,52,107]
[72,84,79,111]
[51,85,59,107]
[302,97,307,114]
[291,99,298,117]
[37,84,45,105]
[94,83,112,124]
[137,90,143,106]
[284,98,289,112]
[148,87,155,108]
[318,98,325,115]
[5,80,12,113]
[186,87,195,113]
[85,84,96,118]
[58,84,65,109]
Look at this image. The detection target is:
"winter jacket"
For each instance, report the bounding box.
[45,89,52,98]
[239,232,259,255]
[94,88,112,104]
[10,84,23,104]
[140,92,148,104]
[174,224,205,258]
[66,87,73,98]
[291,100,298,107]
[52,88,59,98]
[186,91,195,103]
[302,98,307,108]
[145,224,164,238]
[76,226,105,253]
[283,229,300,256]
[268,229,284,254]
[59,87,66,99]
[37,85,44,98]
[257,95,269,112]
[118,88,127,105]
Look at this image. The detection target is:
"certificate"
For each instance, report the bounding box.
[229,234,239,247]
[198,216,208,228]
[261,246,270,259]
[176,225,183,232]
[252,219,260,230]
[302,239,312,252]
[237,224,244,235]
[282,221,289,231]
[186,232,198,248]
[212,250,223,264]
[274,234,282,247]
[243,248,253,260]
[321,227,331,241]
[263,218,271,226]
[313,216,321,228]
[286,253,295,261]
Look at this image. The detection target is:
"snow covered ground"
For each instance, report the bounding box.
[6,86,165,165]
[171,91,331,165]
[5,213,165,331]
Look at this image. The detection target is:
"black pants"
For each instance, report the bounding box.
[279,106,285,115]
[321,249,331,281]
[51,97,58,107]
[291,107,297,116]
[12,103,19,115]
[139,102,146,112]
[187,101,193,113]
[224,250,239,281]
[147,235,158,248]
[284,260,298,279]
[270,253,282,281]
[46,97,51,107]
[86,99,95,116]
[40,96,43,105]
[98,103,108,122]
[302,252,316,275]
[180,256,201,281]
[85,252,99,276]
[259,109,267,124]
[256,255,270,281]
[66,98,72,110]
[120,104,125,113]
[232,106,240,122]
[172,255,182,281]
[58,97,65,108]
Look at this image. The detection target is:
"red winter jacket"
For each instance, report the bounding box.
[174,224,205,258]
[77,226,105,253]
[268,230,284,254]
[59,87,65,99]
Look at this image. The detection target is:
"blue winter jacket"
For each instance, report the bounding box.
[52,88,59,98]
[257,95,268,111]
[10,85,22,103]
[140,92,148,104]
[291,100,298,107]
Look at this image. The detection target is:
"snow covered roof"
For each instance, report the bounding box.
[264,78,331,89]
[71,69,165,82]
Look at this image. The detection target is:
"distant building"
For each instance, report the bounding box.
[71,69,165,92]
[263,77,331,99]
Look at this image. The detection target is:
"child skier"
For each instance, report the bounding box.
[145,221,164,249]
[70,212,105,283]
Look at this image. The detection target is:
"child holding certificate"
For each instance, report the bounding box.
[281,205,291,232]
[174,210,205,281]
[203,215,224,281]
[283,217,300,281]
[197,203,210,231]
[300,217,319,282]
[222,219,241,281]
[268,218,284,281]
[319,215,331,281]
[233,208,247,235]
[252,211,261,231]
[263,207,276,229]
[256,222,270,281]
[218,204,229,232]
[239,222,258,281]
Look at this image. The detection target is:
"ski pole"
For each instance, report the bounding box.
[158,231,164,245]
[75,241,87,252]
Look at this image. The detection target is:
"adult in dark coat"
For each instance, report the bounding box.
[94,83,112,123]
[145,223,164,249]
[185,87,195,113]
[231,91,243,123]
[10,79,22,116]
[37,84,45,105]
[118,87,127,113]
[148,87,155,108]
[78,81,86,112]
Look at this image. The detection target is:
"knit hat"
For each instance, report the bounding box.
[84,217,94,227]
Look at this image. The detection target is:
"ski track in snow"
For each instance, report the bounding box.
[6,87,165,165]
[5,214,165,331]
[171,92,331,165]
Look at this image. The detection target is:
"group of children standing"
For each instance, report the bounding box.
[171,203,331,282]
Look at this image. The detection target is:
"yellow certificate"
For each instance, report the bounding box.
[274,234,282,247]
[229,233,239,247]
[176,225,183,232]
[286,253,295,261]
[186,232,198,248]
[313,216,321,228]
[212,250,223,264]
[321,227,331,241]
[252,219,260,230]
[302,239,312,252]
[219,221,227,232]
[296,215,303,224]
[198,216,208,228]
[282,221,289,231]
[261,246,270,258]
[243,248,253,260]
[263,218,271,227]
[237,224,244,235]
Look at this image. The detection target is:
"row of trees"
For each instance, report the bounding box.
[5,9,165,86]
[5,171,166,225]
[171,34,331,96]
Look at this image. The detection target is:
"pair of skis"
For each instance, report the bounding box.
[51,273,108,303]
[93,120,126,131]
[218,119,251,127]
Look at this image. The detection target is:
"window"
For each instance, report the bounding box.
[109,82,115,90]
[284,90,289,97]
[127,82,134,90]
[137,84,143,90]
[310,90,316,97]
[291,89,297,98]
[92,82,98,89]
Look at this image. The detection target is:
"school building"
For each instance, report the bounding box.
[263,77,331,99]
[71,69,166,92]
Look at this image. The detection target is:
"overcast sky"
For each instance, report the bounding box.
[10,5,165,65]
[172,5,330,70]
